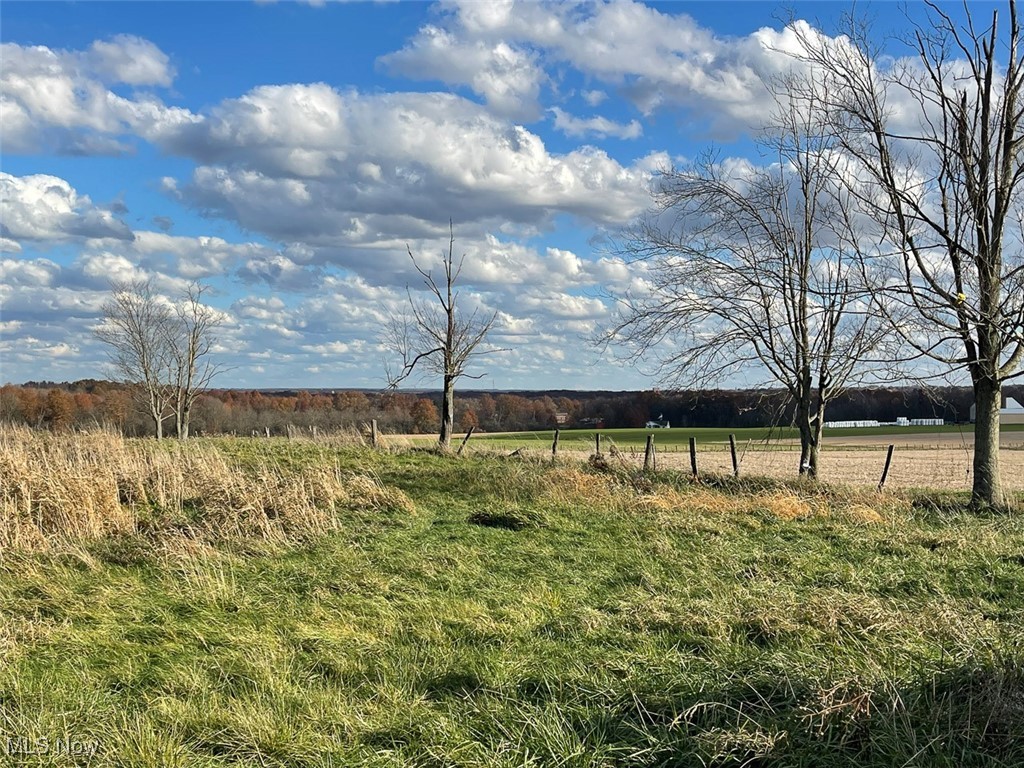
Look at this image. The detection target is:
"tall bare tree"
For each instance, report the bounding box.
[95,279,176,439]
[171,282,223,440]
[606,78,889,478]
[798,2,1024,507]
[384,225,499,451]
[95,279,222,440]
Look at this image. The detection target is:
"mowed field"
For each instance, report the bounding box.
[414,425,1024,492]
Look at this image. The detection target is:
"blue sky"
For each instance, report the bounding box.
[0,1,1000,390]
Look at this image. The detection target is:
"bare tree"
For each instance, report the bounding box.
[95,279,222,440]
[171,282,223,440]
[798,2,1024,507]
[95,279,175,439]
[605,77,889,478]
[384,225,499,451]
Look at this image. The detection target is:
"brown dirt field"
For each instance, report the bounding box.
[653,447,1024,491]
[503,445,1024,491]
[821,431,1024,448]
[384,432,1024,491]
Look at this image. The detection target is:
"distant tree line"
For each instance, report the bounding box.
[4,380,1017,437]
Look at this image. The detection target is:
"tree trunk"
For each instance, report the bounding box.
[179,405,191,440]
[972,378,1004,508]
[439,376,455,451]
[808,406,824,481]
[795,400,823,480]
[798,432,810,476]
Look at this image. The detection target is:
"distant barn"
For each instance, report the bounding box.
[969,397,1024,425]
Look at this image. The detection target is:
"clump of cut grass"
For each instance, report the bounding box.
[0,426,415,551]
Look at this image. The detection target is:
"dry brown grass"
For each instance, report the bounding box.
[538,467,619,508]
[0,426,414,552]
[534,462,898,529]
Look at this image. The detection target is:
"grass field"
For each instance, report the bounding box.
[2,428,1023,766]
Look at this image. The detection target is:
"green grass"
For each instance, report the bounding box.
[2,441,1023,766]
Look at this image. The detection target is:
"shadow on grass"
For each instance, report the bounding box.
[440,658,1024,767]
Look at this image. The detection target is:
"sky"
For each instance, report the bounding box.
[0,0,1001,391]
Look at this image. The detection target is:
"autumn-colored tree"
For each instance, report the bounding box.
[44,388,74,431]
[16,388,45,427]
[410,398,440,434]
[97,388,131,429]
[0,385,21,423]
[457,407,479,432]
[334,390,370,412]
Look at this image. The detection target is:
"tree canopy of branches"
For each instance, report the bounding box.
[798,1,1024,507]
[607,76,888,478]
[94,279,222,439]
[172,282,223,440]
[384,226,499,451]
[95,280,176,439]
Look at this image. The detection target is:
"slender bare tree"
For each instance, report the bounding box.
[797,2,1024,507]
[384,224,499,451]
[95,279,176,439]
[171,282,223,440]
[606,77,889,478]
[95,279,222,440]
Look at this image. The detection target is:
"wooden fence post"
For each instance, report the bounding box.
[595,433,602,456]
[689,437,698,479]
[644,434,655,472]
[729,434,739,477]
[878,444,895,492]
[456,426,475,456]
[371,419,379,448]
[552,428,560,460]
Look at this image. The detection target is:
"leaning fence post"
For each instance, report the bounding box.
[551,428,560,460]
[729,434,739,477]
[644,434,655,472]
[689,437,698,479]
[456,426,475,456]
[878,444,895,492]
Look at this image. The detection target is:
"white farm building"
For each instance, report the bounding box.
[969,397,1024,425]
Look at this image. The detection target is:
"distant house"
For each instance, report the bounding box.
[969,396,1024,425]
[645,419,670,429]
[553,411,570,425]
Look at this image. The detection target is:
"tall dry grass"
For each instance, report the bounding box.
[0,426,414,551]
[535,465,900,525]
